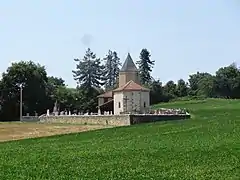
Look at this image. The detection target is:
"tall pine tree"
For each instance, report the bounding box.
[73,48,104,89]
[72,48,104,113]
[103,50,121,90]
[137,48,155,85]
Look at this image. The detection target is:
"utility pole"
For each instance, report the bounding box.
[20,84,23,121]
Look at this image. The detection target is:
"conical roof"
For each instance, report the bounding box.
[120,53,138,72]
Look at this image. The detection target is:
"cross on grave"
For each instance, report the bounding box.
[123,96,129,113]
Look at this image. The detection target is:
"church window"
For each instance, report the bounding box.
[144,102,146,108]
[118,102,121,108]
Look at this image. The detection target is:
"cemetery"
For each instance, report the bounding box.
[22,54,190,126]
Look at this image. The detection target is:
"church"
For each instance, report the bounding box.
[97,53,150,115]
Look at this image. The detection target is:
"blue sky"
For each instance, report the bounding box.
[0,0,239,87]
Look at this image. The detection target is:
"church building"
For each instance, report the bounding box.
[97,53,150,115]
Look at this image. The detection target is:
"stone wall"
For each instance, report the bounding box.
[22,116,40,122]
[129,114,191,125]
[37,113,190,126]
[39,115,131,126]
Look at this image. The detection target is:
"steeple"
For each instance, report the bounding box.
[120,53,138,72]
[118,53,140,87]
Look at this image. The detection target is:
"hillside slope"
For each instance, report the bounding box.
[0,99,239,179]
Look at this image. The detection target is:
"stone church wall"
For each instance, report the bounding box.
[118,71,140,87]
[122,91,150,114]
[113,92,124,115]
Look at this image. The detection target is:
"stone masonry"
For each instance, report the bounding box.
[37,114,191,126]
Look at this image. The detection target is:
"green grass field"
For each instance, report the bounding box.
[0,99,239,179]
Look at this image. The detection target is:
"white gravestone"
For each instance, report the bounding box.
[46,109,50,116]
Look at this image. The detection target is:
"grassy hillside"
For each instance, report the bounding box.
[0,99,239,179]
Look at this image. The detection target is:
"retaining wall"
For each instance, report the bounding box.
[35,113,190,126]
[129,114,190,125]
[21,116,40,122]
[39,115,130,126]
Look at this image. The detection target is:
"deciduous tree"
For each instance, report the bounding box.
[0,61,49,120]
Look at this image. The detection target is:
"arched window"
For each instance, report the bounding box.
[118,102,121,108]
[144,102,146,108]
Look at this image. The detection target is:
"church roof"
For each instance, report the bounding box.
[97,99,113,108]
[97,91,113,98]
[113,80,150,92]
[120,53,138,72]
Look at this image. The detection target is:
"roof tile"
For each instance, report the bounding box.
[120,53,138,72]
[97,91,113,98]
[113,80,149,92]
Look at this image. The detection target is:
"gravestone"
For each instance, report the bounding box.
[98,108,101,115]
[46,109,50,116]
[53,101,58,115]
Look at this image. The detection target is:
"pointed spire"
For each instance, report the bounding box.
[120,53,138,72]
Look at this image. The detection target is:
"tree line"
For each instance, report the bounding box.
[0,48,239,121]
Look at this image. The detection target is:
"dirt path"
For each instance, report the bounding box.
[0,122,109,142]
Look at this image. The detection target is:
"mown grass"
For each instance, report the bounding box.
[0,98,240,179]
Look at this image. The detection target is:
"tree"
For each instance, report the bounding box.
[46,76,66,104]
[197,75,216,97]
[188,72,213,96]
[137,49,155,85]
[103,50,121,90]
[215,63,240,98]
[0,61,49,120]
[149,80,165,104]
[72,48,103,113]
[54,86,81,112]
[164,80,177,99]
[72,48,105,89]
[176,79,188,97]
[0,79,3,115]
[47,76,65,87]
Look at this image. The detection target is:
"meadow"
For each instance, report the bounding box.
[0,122,108,142]
[0,99,239,179]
